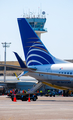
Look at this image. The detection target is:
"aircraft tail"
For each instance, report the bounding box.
[17,18,67,66]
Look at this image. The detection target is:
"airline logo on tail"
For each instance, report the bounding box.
[17,18,55,66]
[26,39,55,66]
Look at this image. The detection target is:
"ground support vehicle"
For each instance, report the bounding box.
[0,86,6,95]
[70,92,73,97]
[45,91,55,97]
[11,93,38,101]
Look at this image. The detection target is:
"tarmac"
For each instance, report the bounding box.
[0,95,73,120]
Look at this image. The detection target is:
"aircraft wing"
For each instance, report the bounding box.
[0,63,37,71]
[0,63,73,78]
[0,63,29,71]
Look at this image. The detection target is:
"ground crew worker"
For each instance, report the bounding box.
[37,90,39,93]
[10,90,12,94]
[13,89,15,94]
[22,90,24,93]
[48,89,50,93]
[24,90,26,93]
[40,90,42,93]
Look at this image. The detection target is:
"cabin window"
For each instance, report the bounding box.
[70,72,72,74]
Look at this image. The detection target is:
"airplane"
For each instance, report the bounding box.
[12,17,73,96]
[1,18,73,96]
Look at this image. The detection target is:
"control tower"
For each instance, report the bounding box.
[24,11,47,38]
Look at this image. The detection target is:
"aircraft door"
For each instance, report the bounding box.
[47,68,52,80]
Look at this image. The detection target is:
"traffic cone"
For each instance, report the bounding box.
[13,94,17,102]
[28,94,30,102]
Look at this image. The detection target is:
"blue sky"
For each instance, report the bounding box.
[0,0,73,61]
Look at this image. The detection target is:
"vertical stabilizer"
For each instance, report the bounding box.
[17,18,67,66]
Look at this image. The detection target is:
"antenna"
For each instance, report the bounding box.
[42,11,46,18]
[38,7,39,15]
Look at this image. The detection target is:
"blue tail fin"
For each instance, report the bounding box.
[17,18,66,66]
[14,52,27,68]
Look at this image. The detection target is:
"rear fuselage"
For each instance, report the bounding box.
[28,63,73,89]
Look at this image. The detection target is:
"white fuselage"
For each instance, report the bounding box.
[28,63,73,89]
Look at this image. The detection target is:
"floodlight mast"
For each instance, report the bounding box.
[1,42,11,83]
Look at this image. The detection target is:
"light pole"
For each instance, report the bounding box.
[1,42,11,83]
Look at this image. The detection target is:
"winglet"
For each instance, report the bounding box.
[13,52,27,68]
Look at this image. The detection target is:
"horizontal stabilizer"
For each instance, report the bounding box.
[17,71,28,79]
[14,52,27,68]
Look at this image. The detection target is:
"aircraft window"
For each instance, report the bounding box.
[62,72,63,74]
[67,72,69,74]
[59,72,62,74]
[70,72,72,74]
[64,72,66,74]
[57,81,60,83]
